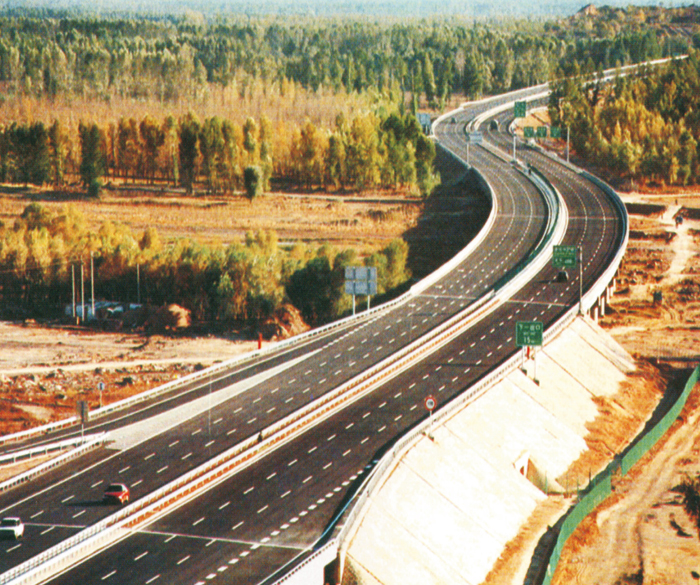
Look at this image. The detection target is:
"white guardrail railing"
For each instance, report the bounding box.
[0,434,108,495]
[0,93,568,585]
[269,104,575,585]
[0,434,105,466]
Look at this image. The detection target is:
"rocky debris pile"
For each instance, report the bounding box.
[259,304,309,340]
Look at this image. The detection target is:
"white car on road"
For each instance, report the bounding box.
[0,517,24,540]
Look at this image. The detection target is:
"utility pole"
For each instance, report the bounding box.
[90,252,95,319]
[80,261,85,322]
[71,264,76,320]
[137,264,141,304]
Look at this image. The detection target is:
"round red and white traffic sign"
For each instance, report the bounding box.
[424,395,436,411]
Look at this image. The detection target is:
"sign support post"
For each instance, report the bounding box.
[513,100,527,163]
[516,321,543,385]
[345,267,377,314]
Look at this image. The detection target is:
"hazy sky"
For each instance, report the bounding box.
[2,0,691,18]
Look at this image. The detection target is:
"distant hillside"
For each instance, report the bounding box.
[0,0,690,19]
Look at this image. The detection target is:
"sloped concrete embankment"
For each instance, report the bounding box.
[342,317,635,585]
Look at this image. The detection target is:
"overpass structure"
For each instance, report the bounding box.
[0,80,627,585]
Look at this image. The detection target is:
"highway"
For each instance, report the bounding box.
[0,88,626,585]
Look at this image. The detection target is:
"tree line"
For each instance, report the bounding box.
[0,202,411,326]
[0,7,689,109]
[549,51,700,187]
[0,109,438,196]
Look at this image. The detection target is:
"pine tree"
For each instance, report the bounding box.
[48,120,68,187]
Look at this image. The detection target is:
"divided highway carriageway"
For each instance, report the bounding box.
[0,82,626,585]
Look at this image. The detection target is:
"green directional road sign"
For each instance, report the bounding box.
[516,321,543,347]
[550,126,562,139]
[514,101,527,118]
[523,126,535,138]
[553,245,578,268]
[536,126,547,138]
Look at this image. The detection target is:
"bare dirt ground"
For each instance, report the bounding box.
[0,184,421,251]
[0,323,259,435]
[545,192,700,585]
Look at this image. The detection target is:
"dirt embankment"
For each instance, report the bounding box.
[483,192,700,585]
[547,196,700,585]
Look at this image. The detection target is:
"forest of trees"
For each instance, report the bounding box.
[0,110,439,196]
[0,8,688,108]
[0,202,411,326]
[549,51,700,187]
[0,5,695,327]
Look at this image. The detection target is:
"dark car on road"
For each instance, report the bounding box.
[103,483,130,505]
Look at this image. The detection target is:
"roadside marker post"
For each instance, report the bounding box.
[465,132,483,166]
[513,101,527,162]
[424,395,437,440]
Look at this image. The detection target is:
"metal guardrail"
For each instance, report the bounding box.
[292,89,630,584]
[0,434,108,495]
[272,67,640,584]
[267,106,574,585]
[278,63,640,584]
[0,435,103,466]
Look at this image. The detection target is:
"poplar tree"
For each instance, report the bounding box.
[79,122,106,196]
[140,115,165,184]
[179,113,200,195]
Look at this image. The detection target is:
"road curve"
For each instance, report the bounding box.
[0,87,625,585]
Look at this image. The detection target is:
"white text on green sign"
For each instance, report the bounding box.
[553,245,577,268]
[516,321,543,347]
